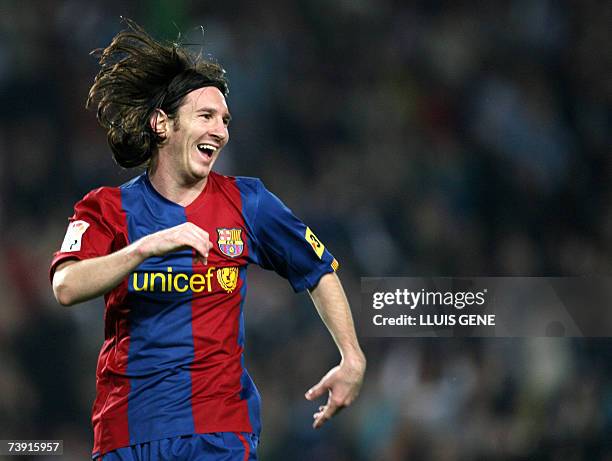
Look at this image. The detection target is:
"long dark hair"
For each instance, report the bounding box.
[86,19,229,168]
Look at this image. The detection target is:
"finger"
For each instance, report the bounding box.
[183,235,210,265]
[190,226,210,245]
[313,404,334,419]
[313,394,339,429]
[180,224,207,242]
[314,405,326,418]
[305,380,327,400]
[174,243,203,262]
[313,414,325,429]
[189,247,207,265]
[313,403,338,429]
[322,401,339,419]
[190,231,213,263]
[192,250,207,266]
[187,241,208,265]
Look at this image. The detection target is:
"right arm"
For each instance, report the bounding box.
[52,222,213,306]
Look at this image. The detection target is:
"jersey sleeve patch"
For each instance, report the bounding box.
[305,227,325,259]
[60,220,90,252]
[331,258,339,271]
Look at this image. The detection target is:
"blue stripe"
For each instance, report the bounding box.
[235,178,262,436]
[120,175,195,443]
[238,266,247,348]
[234,177,262,266]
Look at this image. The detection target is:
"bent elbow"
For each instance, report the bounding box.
[53,283,75,306]
[52,272,77,306]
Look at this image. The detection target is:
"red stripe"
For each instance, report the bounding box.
[236,433,250,461]
[91,187,131,455]
[186,174,252,433]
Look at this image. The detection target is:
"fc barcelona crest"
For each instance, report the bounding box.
[217,228,244,258]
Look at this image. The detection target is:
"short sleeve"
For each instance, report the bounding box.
[250,180,338,292]
[49,188,119,281]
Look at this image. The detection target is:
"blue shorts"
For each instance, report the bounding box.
[96,433,258,461]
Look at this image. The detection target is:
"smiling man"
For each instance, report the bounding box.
[49,20,365,461]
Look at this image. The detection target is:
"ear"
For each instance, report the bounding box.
[150,108,169,140]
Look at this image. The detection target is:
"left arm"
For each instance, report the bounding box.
[246,180,365,426]
[305,272,366,428]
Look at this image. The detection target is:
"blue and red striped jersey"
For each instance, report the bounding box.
[49,172,337,457]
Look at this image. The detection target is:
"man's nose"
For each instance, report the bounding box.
[209,119,228,141]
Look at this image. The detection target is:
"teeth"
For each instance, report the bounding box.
[197,144,216,153]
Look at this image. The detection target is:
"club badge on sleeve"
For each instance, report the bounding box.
[60,220,90,252]
[305,227,325,259]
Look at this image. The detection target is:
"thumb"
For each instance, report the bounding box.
[305,377,328,400]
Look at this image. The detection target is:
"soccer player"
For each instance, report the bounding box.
[49,20,365,461]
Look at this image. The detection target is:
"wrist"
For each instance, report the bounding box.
[131,236,153,262]
[341,350,366,371]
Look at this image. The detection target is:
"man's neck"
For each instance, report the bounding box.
[147,158,207,207]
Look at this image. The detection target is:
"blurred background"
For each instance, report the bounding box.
[1,0,611,459]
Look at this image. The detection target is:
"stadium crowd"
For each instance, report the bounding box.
[0,0,610,459]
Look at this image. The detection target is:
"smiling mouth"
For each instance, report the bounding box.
[197,143,216,157]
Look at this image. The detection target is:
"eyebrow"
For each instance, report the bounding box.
[196,108,232,121]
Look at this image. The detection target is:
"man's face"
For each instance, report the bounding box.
[164,86,230,183]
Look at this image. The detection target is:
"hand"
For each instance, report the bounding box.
[137,222,214,265]
[305,357,366,429]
